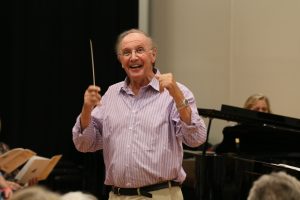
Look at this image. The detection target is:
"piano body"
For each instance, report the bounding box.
[192,105,300,200]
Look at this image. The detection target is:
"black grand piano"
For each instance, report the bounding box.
[191,104,300,200]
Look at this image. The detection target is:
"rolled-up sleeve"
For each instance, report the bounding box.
[173,85,207,147]
[72,109,103,152]
[179,112,207,147]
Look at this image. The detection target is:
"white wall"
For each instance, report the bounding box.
[230,0,300,117]
[148,0,300,144]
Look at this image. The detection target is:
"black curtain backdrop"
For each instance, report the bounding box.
[1,0,138,199]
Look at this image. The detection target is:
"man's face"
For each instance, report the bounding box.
[118,33,156,81]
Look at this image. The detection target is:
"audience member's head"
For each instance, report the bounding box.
[10,186,61,200]
[247,171,300,200]
[61,191,98,200]
[244,93,271,113]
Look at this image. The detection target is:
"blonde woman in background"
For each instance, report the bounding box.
[212,93,272,153]
[244,94,271,113]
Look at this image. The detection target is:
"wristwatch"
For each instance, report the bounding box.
[176,99,189,110]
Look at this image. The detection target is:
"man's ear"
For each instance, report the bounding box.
[151,47,157,57]
[151,47,157,63]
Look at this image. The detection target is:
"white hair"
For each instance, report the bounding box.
[247,171,300,200]
[61,191,98,200]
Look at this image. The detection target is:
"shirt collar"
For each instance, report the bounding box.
[120,67,161,93]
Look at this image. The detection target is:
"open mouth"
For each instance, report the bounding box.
[129,65,142,69]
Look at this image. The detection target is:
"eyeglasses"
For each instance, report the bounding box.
[119,47,151,57]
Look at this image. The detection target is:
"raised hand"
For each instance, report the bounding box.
[80,85,101,129]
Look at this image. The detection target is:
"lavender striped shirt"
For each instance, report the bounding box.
[72,73,207,188]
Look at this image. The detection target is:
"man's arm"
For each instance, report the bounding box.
[155,73,192,124]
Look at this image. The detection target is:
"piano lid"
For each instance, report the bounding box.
[198,104,300,131]
[196,105,300,200]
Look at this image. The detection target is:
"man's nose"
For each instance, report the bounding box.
[130,50,138,59]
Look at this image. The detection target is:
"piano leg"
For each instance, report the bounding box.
[195,154,263,200]
[195,154,226,200]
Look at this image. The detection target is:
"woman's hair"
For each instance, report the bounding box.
[243,93,271,113]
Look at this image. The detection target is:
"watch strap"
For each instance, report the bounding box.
[176,99,189,111]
